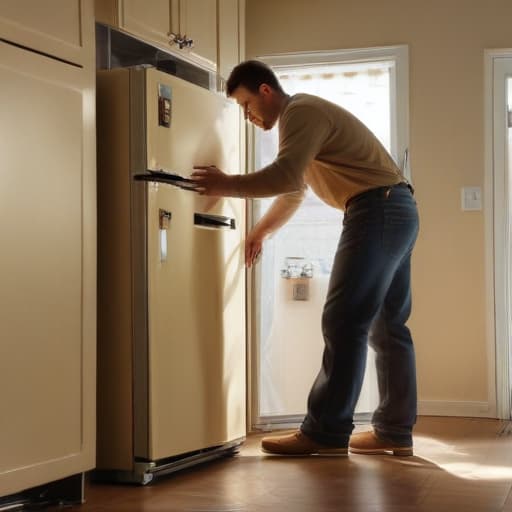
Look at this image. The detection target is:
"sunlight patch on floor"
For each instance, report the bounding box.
[414,434,512,481]
[437,462,512,480]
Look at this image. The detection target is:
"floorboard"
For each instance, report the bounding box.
[52,417,512,511]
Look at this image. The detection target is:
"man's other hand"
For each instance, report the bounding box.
[245,229,264,267]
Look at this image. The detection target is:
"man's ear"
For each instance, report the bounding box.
[259,83,272,96]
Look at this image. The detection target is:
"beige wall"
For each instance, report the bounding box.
[246,0,512,413]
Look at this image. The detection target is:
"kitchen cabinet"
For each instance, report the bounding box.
[218,0,242,81]
[118,0,171,50]
[173,0,217,71]
[97,0,216,70]
[0,0,93,66]
[95,0,245,76]
[0,0,96,503]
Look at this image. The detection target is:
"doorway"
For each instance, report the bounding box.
[487,52,512,420]
[248,47,410,430]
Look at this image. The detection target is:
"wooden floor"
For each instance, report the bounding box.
[65,417,512,511]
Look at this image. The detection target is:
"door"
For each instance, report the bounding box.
[250,49,409,430]
[0,40,95,496]
[490,55,512,419]
[142,69,246,459]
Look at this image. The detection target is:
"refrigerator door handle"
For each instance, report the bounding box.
[159,209,172,261]
[194,213,236,230]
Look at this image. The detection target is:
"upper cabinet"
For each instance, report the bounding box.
[119,0,172,50]
[0,0,94,67]
[96,0,245,77]
[218,0,242,81]
[175,0,217,71]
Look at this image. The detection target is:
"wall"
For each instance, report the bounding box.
[246,0,512,416]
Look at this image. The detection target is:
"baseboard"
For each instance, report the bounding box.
[418,400,495,418]
[251,402,496,433]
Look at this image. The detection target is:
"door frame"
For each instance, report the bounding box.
[484,49,512,420]
[246,45,410,431]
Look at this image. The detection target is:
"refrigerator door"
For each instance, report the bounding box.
[140,69,246,460]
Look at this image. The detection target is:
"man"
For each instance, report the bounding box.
[191,60,419,457]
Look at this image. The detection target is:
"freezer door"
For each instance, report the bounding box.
[145,68,239,196]
[141,69,246,460]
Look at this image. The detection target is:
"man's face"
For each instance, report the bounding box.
[231,85,279,131]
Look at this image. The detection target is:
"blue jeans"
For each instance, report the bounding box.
[301,183,419,447]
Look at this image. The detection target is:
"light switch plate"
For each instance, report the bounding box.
[461,186,482,211]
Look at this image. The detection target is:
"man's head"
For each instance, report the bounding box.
[226,60,287,130]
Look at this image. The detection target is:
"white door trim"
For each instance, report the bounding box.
[484,49,512,419]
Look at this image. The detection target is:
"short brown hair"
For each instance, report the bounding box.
[226,60,285,96]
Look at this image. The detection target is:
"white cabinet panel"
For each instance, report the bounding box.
[120,0,171,48]
[0,39,96,497]
[218,0,240,80]
[178,0,217,70]
[0,0,94,66]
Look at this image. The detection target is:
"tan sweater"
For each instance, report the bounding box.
[233,93,404,211]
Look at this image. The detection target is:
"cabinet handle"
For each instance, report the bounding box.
[168,32,194,50]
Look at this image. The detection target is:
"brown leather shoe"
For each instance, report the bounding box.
[349,431,413,456]
[261,430,348,456]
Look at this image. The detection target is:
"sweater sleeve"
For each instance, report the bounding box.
[231,103,332,198]
[252,185,307,237]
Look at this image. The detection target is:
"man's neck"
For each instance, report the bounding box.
[275,92,291,116]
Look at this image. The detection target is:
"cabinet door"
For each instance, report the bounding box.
[0,0,93,66]
[0,40,96,497]
[218,0,241,80]
[179,0,217,70]
[95,0,119,26]
[119,0,171,48]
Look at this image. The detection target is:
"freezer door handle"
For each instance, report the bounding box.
[194,213,236,230]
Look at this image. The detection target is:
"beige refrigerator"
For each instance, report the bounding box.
[95,67,246,484]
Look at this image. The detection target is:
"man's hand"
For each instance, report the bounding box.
[245,228,265,267]
[191,165,236,196]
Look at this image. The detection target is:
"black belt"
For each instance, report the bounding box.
[345,182,414,210]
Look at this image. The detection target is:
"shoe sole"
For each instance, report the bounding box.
[349,447,413,457]
[261,447,349,456]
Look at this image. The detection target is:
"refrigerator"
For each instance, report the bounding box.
[95,67,246,484]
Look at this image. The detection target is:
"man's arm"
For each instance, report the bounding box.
[245,187,306,266]
[192,104,331,198]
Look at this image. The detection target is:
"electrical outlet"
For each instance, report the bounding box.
[292,282,309,301]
